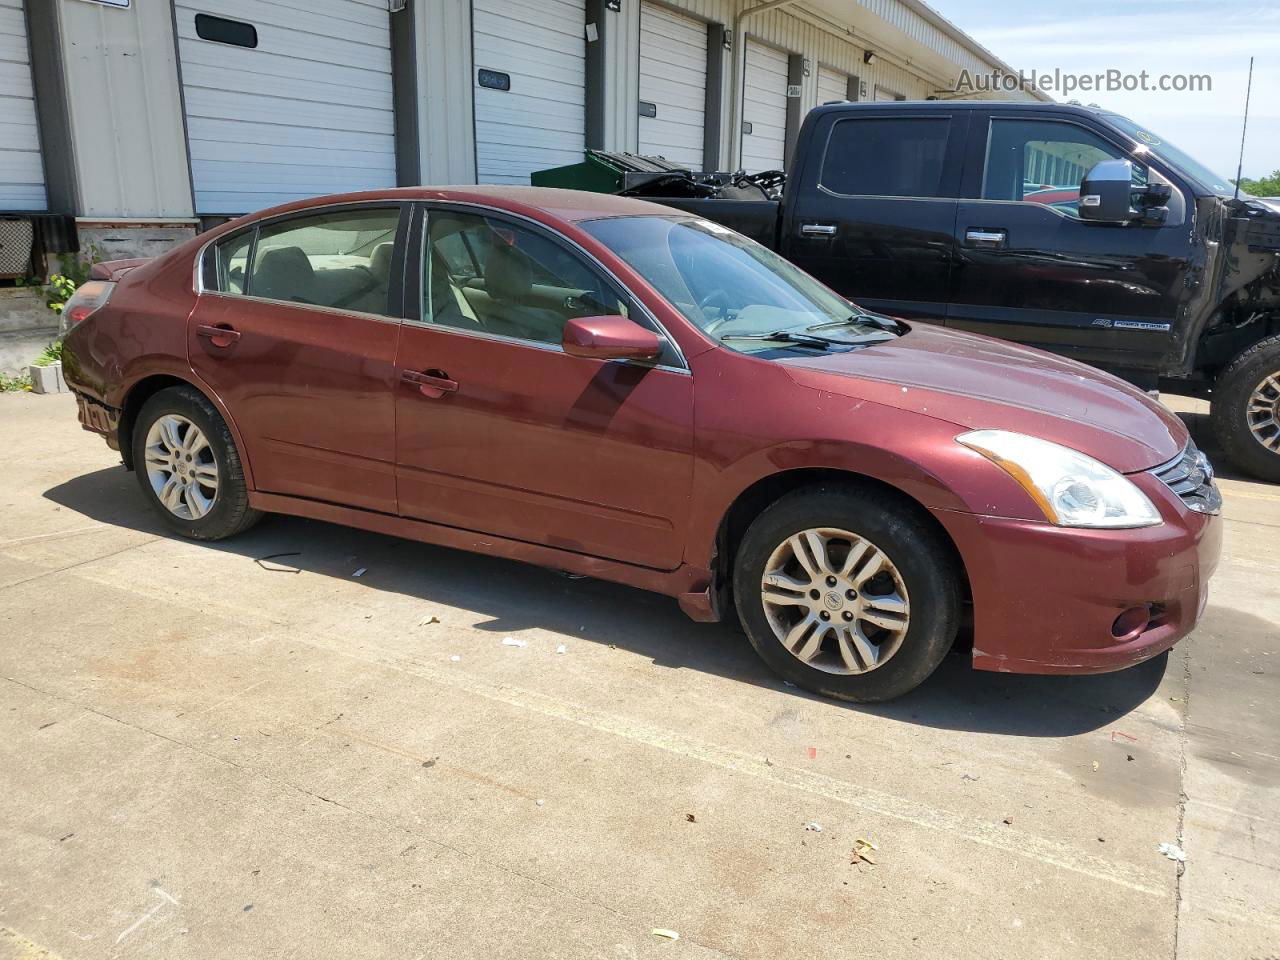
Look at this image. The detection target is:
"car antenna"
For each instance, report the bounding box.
[1232,56,1254,202]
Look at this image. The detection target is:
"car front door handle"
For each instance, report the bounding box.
[401,369,458,399]
[964,228,1008,248]
[195,323,241,348]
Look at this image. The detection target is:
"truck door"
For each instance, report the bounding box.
[783,108,968,322]
[948,112,1194,378]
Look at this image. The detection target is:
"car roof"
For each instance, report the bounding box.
[228,185,682,228]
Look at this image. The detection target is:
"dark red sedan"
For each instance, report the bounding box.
[61,187,1222,701]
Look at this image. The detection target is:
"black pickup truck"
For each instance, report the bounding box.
[629,101,1280,482]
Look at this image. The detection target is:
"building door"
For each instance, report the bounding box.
[0,0,46,210]
[817,65,848,105]
[174,0,398,215]
[473,0,585,185]
[638,2,708,170]
[740,39,788,172]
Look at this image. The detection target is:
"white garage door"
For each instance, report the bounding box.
[638,2,707,170]
[874,85,904,102]
[473,0,584,185]
[175,0,397,215]
[817,66,848,105]
[740,39,788,173]
[0,0,46,211]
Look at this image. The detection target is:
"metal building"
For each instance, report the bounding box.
[0,0,1042,359]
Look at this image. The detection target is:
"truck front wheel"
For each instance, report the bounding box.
[1212,333,1280,483]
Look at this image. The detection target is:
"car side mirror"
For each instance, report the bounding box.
[562,315,663,362]
[1079,159,1137,222]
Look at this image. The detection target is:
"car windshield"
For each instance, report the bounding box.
[579,215,897,353]
[1103,113,1244,197]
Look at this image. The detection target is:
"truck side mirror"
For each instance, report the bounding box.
[1079,159,1136,223]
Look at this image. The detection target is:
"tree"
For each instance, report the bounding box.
[1237,169,1280,196]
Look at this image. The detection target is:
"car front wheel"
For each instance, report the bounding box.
[733,485,961,702]
[1212,333,1280,483]
[131,385,262,540]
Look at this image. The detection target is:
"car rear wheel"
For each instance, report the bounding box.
[1212,334,1280,483]
[132,386,262,540]
[733,485,960,702]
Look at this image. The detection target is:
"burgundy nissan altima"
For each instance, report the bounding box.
[61,187,1222,701]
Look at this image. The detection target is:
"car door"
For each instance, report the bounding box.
[782,107,968,321]
[393,205,694,571]
[190,203,408,514]
[948,112,1194,376]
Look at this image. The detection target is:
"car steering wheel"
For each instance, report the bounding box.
[697,288,734,331]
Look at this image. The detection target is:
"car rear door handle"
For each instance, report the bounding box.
[964,228,1008,248]
[401,369,458,399]
[195,323,241,348]
[800,223,838,237]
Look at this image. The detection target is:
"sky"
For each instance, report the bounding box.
[925,0,1279,182]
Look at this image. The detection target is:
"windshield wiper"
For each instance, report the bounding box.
[720,330,834,349]
[807,313,904,335]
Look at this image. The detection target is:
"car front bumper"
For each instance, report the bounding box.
[933,496,1222,675]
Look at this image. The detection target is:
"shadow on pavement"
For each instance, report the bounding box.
[46,465,1170,739]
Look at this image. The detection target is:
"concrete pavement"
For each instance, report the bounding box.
[1,391,1276,959]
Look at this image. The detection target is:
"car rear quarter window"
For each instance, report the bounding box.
[819,116,952,198]
[208,230,252,294]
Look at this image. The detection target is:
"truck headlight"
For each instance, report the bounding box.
[957,430,1161,529]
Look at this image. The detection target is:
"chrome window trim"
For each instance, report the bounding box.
[413,199,691,373]
[196,290,403,326]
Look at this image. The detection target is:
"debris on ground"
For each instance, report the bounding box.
[685,813,696,823]
[1002,817,1013,825]
[419,615,440,626]
[254,552,301,573]
[501,637,527,648]
[1127,754,1136,762]
[555,644,567,655]
[1110,730,1138,743]
[1158,842,1187,862]
[650,929,679,941]
[1092,760,1100,772]
[449,655,461,663]
[352,567,367,578]
[852,838,878,865]
[804,822,822,832]
[807,747,817,759]
[961,773,979,782]
[535,799,545,807]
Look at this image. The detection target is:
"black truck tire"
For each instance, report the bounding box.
[1212,334,1280,483]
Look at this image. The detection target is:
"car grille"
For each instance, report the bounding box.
[1152,440,1222,515]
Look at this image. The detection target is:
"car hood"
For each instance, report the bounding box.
[782,323,1187,474]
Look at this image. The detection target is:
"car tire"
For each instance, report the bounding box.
[131,385,262,540]
[732,484,961,702]
[1211,334,1280,483]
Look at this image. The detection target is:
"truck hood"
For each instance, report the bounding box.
[782,323,1187,474]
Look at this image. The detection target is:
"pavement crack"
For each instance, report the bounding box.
[1171,641,1192,960]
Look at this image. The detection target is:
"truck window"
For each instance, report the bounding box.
[982,119,1147,219]
[819,117,952,198]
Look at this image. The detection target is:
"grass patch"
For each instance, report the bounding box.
[0,371,33,393]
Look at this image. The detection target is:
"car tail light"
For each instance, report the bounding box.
[61,280,115,331]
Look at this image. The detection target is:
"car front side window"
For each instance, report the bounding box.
[422,210,627,346]
[982,119,1148,219]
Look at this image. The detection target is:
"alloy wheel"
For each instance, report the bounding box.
[1247,372,1280,453]
[144,414,219,520]
[760,527,910,675]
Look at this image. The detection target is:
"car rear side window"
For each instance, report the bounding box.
[245,208,402,315]
[819,117,952,198]
[208,230,252,294]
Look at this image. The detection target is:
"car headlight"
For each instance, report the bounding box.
[957,429,1161,529]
